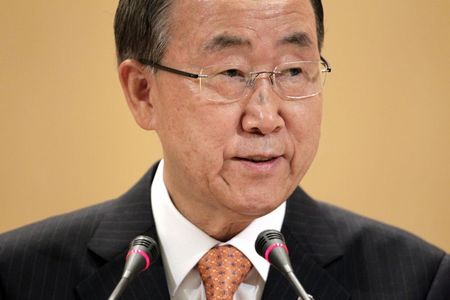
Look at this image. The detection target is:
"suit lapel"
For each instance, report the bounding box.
[74,164,348,299]
[76,162,170,299]
[262,188,350,300]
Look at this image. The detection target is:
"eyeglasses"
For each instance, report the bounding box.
[138,57,332,103]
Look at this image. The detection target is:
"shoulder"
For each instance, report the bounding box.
[0,162,159,257]
[317,201,449,297]
[286,188,445,258]
[1,199,115,244]
[0,199,120,298]
[285,189,449,297]
[0,199,116,260]
[0,164,159,298]
[317,200,445,258]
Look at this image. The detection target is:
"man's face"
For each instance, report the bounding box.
[150,0,322,224]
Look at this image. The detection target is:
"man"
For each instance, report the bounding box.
[0,0,448,299]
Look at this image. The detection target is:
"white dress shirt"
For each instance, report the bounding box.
[151,160,286,300]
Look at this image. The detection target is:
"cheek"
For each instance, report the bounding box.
[156,88,241,172]
[287,99,322,168]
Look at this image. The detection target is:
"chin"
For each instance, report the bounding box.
[229,193,285,218]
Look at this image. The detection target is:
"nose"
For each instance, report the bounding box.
[241,78,285,135]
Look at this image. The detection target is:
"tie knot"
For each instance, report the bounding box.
[197,245,252,300]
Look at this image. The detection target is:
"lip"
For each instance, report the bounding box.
[232,155,283,173]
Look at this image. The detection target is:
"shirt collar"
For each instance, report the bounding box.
[151,160,286,295]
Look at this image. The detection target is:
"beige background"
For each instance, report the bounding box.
[1,1,449,251]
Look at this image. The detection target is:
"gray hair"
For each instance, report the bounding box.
[114,0,324,64]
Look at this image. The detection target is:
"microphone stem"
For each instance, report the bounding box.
[286,271,313,300]
[108,276,130,300]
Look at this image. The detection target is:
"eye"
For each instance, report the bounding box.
[287,67,303,76]
[221,69,244,78]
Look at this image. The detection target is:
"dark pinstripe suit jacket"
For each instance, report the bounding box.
[1,163,449,299]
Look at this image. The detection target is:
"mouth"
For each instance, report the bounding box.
[233,155,281,163]
[232,155,282,173]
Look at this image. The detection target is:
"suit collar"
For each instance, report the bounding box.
[262,188,350,299]
[77,162,170,299]
[283,188,344,266]
[86,162,160,261]
[76,163,348,299]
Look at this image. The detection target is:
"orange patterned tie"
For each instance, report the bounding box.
[197,245,253,300]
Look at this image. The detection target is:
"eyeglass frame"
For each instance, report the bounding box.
[137,56,332,101]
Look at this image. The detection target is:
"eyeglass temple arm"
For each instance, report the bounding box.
[138,59,207,79]
[320,56,332,72]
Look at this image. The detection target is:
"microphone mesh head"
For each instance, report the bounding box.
[130,235,160,262]
[255,229,286,257]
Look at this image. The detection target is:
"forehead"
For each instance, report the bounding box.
[165,0,318,63]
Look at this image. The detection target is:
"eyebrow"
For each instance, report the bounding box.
[278,32,313,48]
[203,34,251,52]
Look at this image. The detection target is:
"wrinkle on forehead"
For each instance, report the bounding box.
[167,0,318,62]
[202,30,313,54]
[174,0,315,29]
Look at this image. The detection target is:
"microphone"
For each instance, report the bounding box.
[255,229,314,300]
[108,235,160,300]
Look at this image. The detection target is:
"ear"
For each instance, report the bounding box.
[118,59,156,130]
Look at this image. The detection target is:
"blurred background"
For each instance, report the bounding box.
[0,0,449,251]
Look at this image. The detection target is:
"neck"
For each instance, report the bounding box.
[166,189,255,241]
[162,161,259,241]
[174,197,255,241]
[197,218,252,242]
